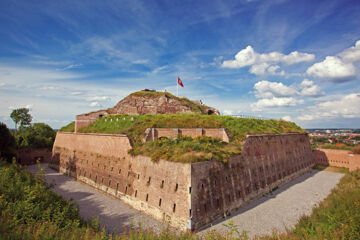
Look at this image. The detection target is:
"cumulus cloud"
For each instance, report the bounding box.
[339,40,360,63]
[254,80,298,98]
[251,97,304,111]
[249,63,285,76]
[306,56,356,82]
[306,40,360,82]
[297,93,360,121]
[299,79,324,97]
[222,45,314,76]
[89,101,102,107]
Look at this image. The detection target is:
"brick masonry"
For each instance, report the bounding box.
[51,131,314,231]
[143,128,230,143]
[17,148,52,165]
[313,149,360,171]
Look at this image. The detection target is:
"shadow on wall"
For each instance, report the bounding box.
[197,169,320,231]
[27,164,157,234]
[17,148,52,165]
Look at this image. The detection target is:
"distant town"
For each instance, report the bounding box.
[307,129,360,150]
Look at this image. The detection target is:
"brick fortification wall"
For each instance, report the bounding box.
[75,110,109,132]
[191,133,313,229]
[313,149,360,171]
[51,132,191,230]
[143,128,230,143]
[17,148,52,165]
[51,132,314,231]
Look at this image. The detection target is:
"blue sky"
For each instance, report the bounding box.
[1,0,360,129]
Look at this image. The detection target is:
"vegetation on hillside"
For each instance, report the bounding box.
[1,162,359,239]
[70,114,304,162]
[129,135,241,163]
[60,121,75,132]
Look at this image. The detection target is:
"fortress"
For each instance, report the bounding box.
[50,90,315,231]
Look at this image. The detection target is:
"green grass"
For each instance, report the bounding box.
[63,114,304,163]
[129,135,242,163]
[59,121,75,132]
[75,114,304,145]
[319,144,356,151]
[1,161,360,239]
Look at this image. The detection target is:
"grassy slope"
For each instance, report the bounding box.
[61,114,304,163]
[1,163,359,239]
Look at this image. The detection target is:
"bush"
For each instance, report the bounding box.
[17,123,56,149]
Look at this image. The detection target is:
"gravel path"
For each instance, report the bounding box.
[27,164,166,233]
[199,170,344,238]
[27,164,343,238]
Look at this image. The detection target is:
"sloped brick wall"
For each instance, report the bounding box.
[51,132,191,230]
[313,149,360,171]
[191,133,314,230]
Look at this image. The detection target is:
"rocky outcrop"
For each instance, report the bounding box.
[108,90,220,115]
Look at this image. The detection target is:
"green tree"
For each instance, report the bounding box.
[10,108,32,132]
[0,122,16,161]
[17,123,56,149]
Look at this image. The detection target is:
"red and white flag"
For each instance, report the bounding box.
[177,77,184,87]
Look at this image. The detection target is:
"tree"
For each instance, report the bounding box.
[17,123,56,149]
[10,108,32,132]
[0,122,16,161]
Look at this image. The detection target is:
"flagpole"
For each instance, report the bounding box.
[177,77,178,97]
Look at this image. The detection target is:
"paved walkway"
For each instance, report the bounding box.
[27,164,166,233]
[27,164,344,238]
[198,170,344,238]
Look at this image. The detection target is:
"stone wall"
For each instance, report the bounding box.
[51,132,191,230]
[313,149,360,171]
[143,128,230,142]
[17,148,52,165]
[75,110,109,132]
[190,133,313,230]
[51,132,314,231]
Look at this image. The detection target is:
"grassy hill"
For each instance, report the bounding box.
[60,114,305,163]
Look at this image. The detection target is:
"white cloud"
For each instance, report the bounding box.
[299,79,324,97]
[62,64,83,70]
[222,45,315,75]
[254,80,298,99]
[297,114,314,121]
[281,116,292,121]
[251,97,304,111]
[89,101,102,107]
[297,93,360,121]
[132,59,149,64]
[339,40,360,63]
[306,56,356,82]
[86,96,111,102]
